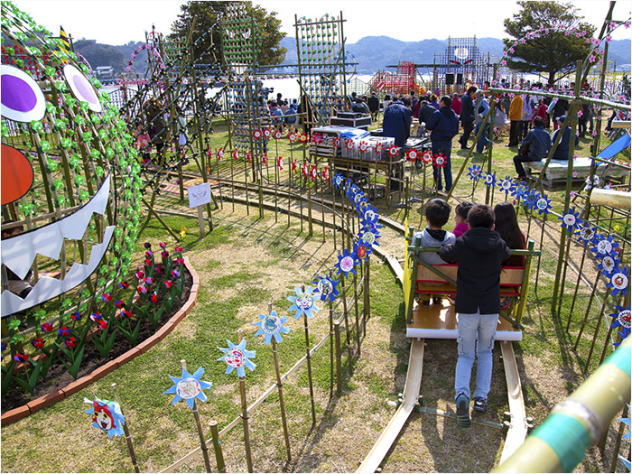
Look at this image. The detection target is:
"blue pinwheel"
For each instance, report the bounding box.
[164,367,213,409]
[597,253,620,275]
[361,205,380,226]
[354,239,373,260]
[609,305,631,346]
[287,286,320,319]
[482,171,497,188]
[353,193,369,211]
[534,193,552,215]
[559,208,583,231]
[617,407,631,470]
[333,174,344,189]
[575,225,598,245]
[313,275,340,302]
[591,234,620,257]
[84,398,126,437]
[359,223,382,248]
[497,176,515,198]
[467,164,483,182]
[335,248,359,277]
[520,188,539,210]
[252,310,291,345]
[511,182,529,202]
[218,339,256,377]
[606,267,629,297]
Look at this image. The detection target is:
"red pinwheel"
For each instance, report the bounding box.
[345,139,355,151]
[232,149,239,160]
[301,162,309,177]
[288,131,297,142]
[358,141,369,153]
[274,129,283,140]
[262,128,271,139]
[322,166,330,181]
[374,143,384,154]
[291,159,298,172]
[206,148,213,159]
[406,149,419,161]
[298,133,308,143]
[433,153,447,168]
[276,156,284,170]
[262,153,268,165]
[312,133,323,144]
[333,137,341,148]
[246,151,252,162]
[421,151,433,165]
[216,148,224,160]
[310,165,318,180]
[253,129,263,140]
[387,145,400,157]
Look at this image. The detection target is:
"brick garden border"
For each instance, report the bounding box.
[1,258,200,426]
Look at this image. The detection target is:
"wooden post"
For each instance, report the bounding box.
[236,331,254,472]
[209,420,226,473]
[181,360,212,473]
[363,257,371,336]
[334,321,342,395]
[328,298,334,396]
[197,206,206,238]
[352,270,361,354]
[111,383,141,473]
[268,304,292,461]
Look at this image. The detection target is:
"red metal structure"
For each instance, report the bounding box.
[369,61,420,95]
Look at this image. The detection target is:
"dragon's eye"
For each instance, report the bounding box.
[0,64,46,122]
[63,64,102,112]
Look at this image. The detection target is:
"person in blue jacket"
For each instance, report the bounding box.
[382,97,412,147]
[426,95,460,192]
[513,117,551,179]
[551,116,579,160]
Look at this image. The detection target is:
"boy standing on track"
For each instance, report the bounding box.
[439,205,511,427]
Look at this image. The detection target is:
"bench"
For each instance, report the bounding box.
[524,157,627,187]
[404,241,539,342]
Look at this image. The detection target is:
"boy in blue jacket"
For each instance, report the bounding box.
[426,96,459,192]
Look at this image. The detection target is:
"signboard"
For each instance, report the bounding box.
[188,183,211,208]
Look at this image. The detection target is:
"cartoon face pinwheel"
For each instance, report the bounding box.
[497,176,515,197]
[607,268,629,297]
[287,286,319,319]
[387,145,400,158]
[609,305,631,344]
[298,133,308,143]
[354,239,372,260]
[84,398,126,437]
[334,174,344,189]
[406,149,419,161]
[560,208,583,231]
[433,153,446,168]
[467,164,483,181]
[288,131,297,142]
[360,225,381,248]
[218,339,256,378]
[164,367,212,409]
[362,206,380,226]
[575,225,597,245]
[263,128,271,139]
[534,194,552,215]
[345,139,355,151]
[482,171,496,187]
[273,129,283,140]
[335,248,359,277]
[421,151,434,165]
[591,234,620,257]
[253,129,263,140]
[359,141,369,153]
[597,252,620,275]
[313,275,340,302]
[332,137,341,149]
[252,310,290,345]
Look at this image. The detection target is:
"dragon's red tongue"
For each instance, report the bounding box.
[101,421,108,428]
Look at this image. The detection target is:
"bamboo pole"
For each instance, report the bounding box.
[180,360,212,473]
[334,321,342,395]
[301,287,317,428]
[111,383,141,473]
[209,421,226,473]
[236,331,254,473]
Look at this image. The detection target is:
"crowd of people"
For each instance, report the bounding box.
[414,198,526,426]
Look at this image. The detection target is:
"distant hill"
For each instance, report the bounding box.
[75,35,630,76]
[280,35,630,75]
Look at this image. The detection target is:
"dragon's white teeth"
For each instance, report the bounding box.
[1,176,111,280]
[1,226,115,317]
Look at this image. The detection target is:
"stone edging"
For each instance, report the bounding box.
[1,257,200,427]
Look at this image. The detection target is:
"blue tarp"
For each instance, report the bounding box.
[598,133,631,160]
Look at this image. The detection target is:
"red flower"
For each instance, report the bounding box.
[150,293,159,303]
[135,271,144,280]
[121,309,133,319]
[145,277,154,285]
[13,353,29,362]
[65,337,77,349]
[31,338,44,349]
[164,280,173,288]
[176,257,184,265]
[144,259,152,266]
[41,323,53,333]
[159,241,167,249]
[115,300,124,309]
[175,246,183,253]
[96,320,108,330]
[101,293,112,302]
[58,326,71,337]
[119,281,130,289]
[71,312,82,321]
[145,250,153,259]
[137,286,148,295]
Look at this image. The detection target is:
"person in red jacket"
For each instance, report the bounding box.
[451,93,462,116]
[533,100,548,128]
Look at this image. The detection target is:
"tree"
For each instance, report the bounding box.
[169,1,286,68]
[503,1,596,86]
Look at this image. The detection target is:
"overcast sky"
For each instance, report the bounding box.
[11,0,631,46]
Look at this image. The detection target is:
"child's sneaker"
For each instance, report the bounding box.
[473,397,487,413]
[455,393,471,427]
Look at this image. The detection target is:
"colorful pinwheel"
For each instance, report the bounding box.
[335,248,359,277]
[252,311,291,345]
[84,398,126,437]
[433,153,446,168]
[313,275,340,302]
[218,339,256,377]
[559,208,583,231]
[164,367,212,409]
[467,164,483,181]
[482,171,497,187]
[287,286,320,319]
